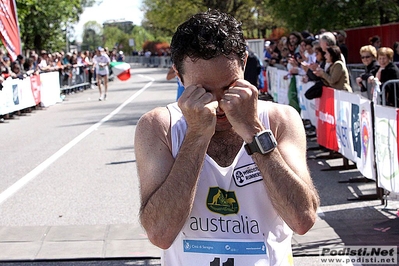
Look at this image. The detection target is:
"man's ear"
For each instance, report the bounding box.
[243,50,249,70]
[172,64,183,84]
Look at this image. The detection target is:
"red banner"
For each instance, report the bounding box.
[0,0,21,61]
[317,87,339,151]
[30,74,41,105]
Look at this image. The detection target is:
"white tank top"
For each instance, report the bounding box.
[163,101,293,266]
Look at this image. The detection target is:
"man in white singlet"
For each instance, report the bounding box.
[135,10,320,266]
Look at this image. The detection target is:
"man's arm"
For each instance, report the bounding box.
[135,98,216,249]
[220,80,319,235]
[253,104,319,234]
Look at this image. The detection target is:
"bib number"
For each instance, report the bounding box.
[210,257,234,266]
[183,239,268,266]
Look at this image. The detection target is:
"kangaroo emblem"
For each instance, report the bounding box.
[212,189,222,205]
[207,187,239,215]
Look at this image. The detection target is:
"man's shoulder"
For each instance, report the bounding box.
[138,106,170,129]
[258,100,298,120]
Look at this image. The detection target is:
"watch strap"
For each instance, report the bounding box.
[244,140,259,155]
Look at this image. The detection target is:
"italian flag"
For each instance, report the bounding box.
[110,62,131,81]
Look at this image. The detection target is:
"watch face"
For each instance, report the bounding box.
[256,131,277,154]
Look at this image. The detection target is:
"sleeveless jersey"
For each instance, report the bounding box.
[163,101,293,266]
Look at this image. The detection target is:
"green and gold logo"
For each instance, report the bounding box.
[206,187,239,215]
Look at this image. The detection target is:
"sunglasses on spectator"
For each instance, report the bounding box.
[361,55,372,59]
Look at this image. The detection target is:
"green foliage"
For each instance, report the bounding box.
[16,0,96,52]
[80,21,103,51]
[12,0,399,55]
[141,0,283,40]
[267,0,399,33]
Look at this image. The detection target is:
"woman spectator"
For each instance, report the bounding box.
[393,42,399,65]
[355,45,379,98]
[314,45,352,92]
[10,62,24,79]
[372,47,399,107]
[302,46,326,83]
[369,35,381,50]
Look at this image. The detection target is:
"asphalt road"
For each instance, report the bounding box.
[0,67,175,265]
[1,66,398,266]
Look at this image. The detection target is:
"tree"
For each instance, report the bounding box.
[141,0,282,40]
[267,0,399,33]
[16,0,96,52]
[80,21,103,51]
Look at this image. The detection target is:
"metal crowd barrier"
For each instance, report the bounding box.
[381,79,399,108]
[125,56,173,68]
[59,66,91,93]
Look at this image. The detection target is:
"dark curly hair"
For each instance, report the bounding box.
[171,9,247,78]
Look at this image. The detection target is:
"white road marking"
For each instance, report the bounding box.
[0,77,154,205]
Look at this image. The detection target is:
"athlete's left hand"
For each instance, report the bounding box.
[219,79,263,142]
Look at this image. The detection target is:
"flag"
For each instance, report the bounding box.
[0,0,22,61]
[110,62,131,81]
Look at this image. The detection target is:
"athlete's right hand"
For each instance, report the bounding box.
[178,84,218,137]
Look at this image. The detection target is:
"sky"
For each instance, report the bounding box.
[72,0,144,42]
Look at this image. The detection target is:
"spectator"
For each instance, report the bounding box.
[23,57,37,75]
[244,46,262,88]
[84,50,95,89]
[13,55,26,75]
[369,35,381,50]
[372,47,399,107]
[263,40,278,62]
[166,66,185,100]
[117,51,125,62]
[287,31,302,56]
[393,41,399,64]
[302,46,326,83]
[38,50,51,72]
[1,56,13,79]
[355,45,379,98]
[336,30,348,63]
[314,45,352,92]
[10,62,24,79]
[301,38,317,65]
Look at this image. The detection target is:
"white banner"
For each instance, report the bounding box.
[374,105,399,193]
[40,72,62,107]
[266,67,278,100]
[296,76,317,127]
[334,90,360,162]
[357,99,376,180]
[276,70,289,105]
[0,77,21,115]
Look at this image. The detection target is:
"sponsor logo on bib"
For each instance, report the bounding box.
[233,163,263,187]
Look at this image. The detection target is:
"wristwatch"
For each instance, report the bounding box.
[244,130,277,155]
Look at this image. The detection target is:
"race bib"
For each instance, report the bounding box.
[183,238,269,266]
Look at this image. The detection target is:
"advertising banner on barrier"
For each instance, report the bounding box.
[30,74,41,105]
[266,67,278,99]
[296,77,317,126]
[277,70,290,105]
[0,77,19,114]
[40,72,61,107]
[374,105,399,193]
[317,87,338,151]
[0,0,22,61]
[335,90,359,162]
[357,98,376,180]
[18,77,35,110]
